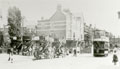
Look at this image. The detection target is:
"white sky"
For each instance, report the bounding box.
[0,0,120,36]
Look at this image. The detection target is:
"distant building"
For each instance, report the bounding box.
[109,37,120,47]
[36,5,84,41]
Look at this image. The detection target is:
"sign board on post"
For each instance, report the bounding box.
[32,36,39,41]
[13,37,17,40]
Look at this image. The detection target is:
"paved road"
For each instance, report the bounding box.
[0,52,120,69]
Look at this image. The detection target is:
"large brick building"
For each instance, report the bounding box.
[36,5,84,41]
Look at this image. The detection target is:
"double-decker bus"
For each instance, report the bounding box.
[93,37,109,56]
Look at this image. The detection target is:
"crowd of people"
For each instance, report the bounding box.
[5,38,76,63]
[33,41,69,60]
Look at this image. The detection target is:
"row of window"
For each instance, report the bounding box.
[38,21,66,26]
[37,25,66,30]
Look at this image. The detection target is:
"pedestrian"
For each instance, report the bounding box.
[22,45,28,56]
[7,47,13,63]
[28,46,32,56]
[73,48,77,56]
[112,51,118,65]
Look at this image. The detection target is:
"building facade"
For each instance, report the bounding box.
[36,5,84,41]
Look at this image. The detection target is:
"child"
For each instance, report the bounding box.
[112,51,118,65]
